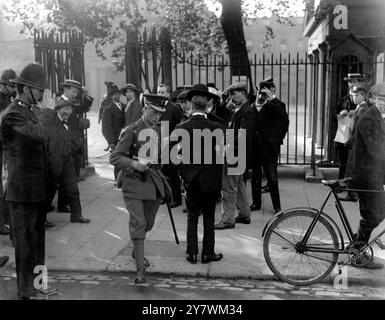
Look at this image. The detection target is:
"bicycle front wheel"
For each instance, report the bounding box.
[263,210,339,286]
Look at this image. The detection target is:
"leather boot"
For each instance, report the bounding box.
[133,239,146,284]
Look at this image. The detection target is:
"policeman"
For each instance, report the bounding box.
[1,63,57,299]
[0,69,16,235]
[110,94,168,284]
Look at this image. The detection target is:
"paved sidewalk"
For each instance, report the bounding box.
[1,112,385,286]
[1,160,385,286]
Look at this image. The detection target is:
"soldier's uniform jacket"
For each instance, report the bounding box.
[0,99,48,203]
[110,118,165,200]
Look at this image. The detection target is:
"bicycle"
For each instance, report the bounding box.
[262,178,385,286]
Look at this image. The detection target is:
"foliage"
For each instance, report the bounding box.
[1,0,316,70]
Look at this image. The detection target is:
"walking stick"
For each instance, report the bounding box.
[164,196,180,245]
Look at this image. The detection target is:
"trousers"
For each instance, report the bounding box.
[8,201,46,297]
[124,197,161,240]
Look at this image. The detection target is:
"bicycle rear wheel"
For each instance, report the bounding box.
[263,210,339,286]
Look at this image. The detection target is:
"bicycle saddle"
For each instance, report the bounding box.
[321,178,352,188]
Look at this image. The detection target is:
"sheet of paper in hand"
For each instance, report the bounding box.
[334,115,352,144]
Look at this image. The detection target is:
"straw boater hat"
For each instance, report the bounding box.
[60,79,82,90]
[343,73,365,82]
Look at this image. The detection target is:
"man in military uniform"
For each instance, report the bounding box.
[0,69,16,236]
[110,94,167,284]
[0,63,57,299]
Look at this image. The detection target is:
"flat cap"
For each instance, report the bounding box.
[121,83,138,93]
[55,99,73,110]
[227,82,248,93]
[370,82,385,97]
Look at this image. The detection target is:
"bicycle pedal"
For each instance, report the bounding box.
[375,239,385,250]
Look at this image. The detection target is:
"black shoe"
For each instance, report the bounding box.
[235,216,251,224]
[58,205,71,213]
[186,254,197,264]
[71,217,91,224]
[262,185,270,193]
[44,220,56,228]
[0,224,10,235]
[0,256,9,268]
[201,253,223,264]
[183,208,188,213]
[339,195,358,202]
[169,201,182,208]
[214,221,235,230]
[250,203,261,211]
[19,292,49,300]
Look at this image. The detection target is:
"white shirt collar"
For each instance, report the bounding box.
[61,95,70,101]
[191,112,207,118]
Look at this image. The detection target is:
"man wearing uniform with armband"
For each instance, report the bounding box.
[110,94,169,284]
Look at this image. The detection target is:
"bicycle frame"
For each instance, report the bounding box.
[299,186,356,254]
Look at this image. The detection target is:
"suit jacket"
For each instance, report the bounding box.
[110,118,165,200]
[43,109,76,179]
[102,101,126,145]
[270,98,289,145]
[253,100,281,162]
[346,102,370,149]
[228,101,256,171]
[124,98,142,127]
[350,106,385,191]
[0,100,48,203]
[56,95,93,152]
[173,114,226,194]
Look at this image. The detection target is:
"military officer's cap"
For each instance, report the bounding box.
[370,82,385,97]
[143,94,167,113]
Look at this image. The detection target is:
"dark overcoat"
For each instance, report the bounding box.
[0,100,48,203]
[102,101,126,145]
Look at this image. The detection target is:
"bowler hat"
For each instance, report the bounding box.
[227,82,248,94]
[187,83,217,101]
[370,82,385,97]
[0,69,17,85]
[55,99,73,110]
[143,94,167,113]
[176,90,189,102]
[344,73,364,82]
[352,85,369,96]
[11,63,47,90]
[121,83,138,93]
[60,79,82,90]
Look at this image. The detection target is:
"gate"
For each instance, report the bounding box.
[126,29,385,166]
[34,30,89,167]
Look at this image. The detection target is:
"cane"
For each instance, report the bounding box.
[164,195,180,245]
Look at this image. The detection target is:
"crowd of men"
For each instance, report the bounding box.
[1,60,385,298]
[102,78,289,284]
